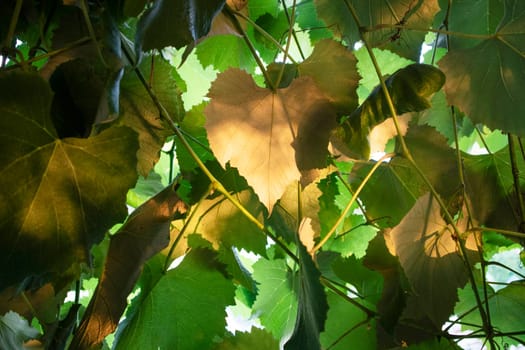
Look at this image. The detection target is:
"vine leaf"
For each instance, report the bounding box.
[0,311,40,349]
[136,0,226,52]
[205,69,337,211]
[213,328,279,350]
[119,56,185,176]
[113,249,235,349]
[298,39,360,114]
[70,184,187,349]
[315,0,440,60]
[0,71,138,291]
[386,193,479,327]
[332,64,445,159]
[284,241,328,350]
[439,2,525,136]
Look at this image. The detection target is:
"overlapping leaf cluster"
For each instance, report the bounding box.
[0,0,524,349]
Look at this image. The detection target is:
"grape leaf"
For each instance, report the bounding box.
[387,193,479,327]
[205,69,337,211]
[196,35,256,73]
[0,311,40,349]
[0,71,138,291]
[439,1,525,136]
[315,0,440,60]
[298,39,360,114]
[214,328,279,350]
[113,249,235,349]
[252,258,298,342]
[332,64,445,159]
[119,56,185,176]
[136,0,225,52]
[70,184,187,349]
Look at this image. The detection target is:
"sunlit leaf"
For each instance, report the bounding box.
[439,1,525,136]
[315,0,440,60]
[205,69,337,210]
[284,242,328,350]
[136,0,226,52]
[196,35,256,73]
[70,184,187,349]
[387,193,479,327]
[119,56,184,176]
[332,64,445,159]
[252,258,298,342]
[298,39,360,114]
[0,71,138,290]
[0,311,40,349]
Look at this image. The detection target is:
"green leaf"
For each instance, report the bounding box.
[439,1,525,136]
[296,0,333,43]
[284,242,328,350]
[405,338,461,349]
[0,311,40,349]
[70,184,187,349]
[252,258,298,342]
[214,328,279,350]
[114,249,235,349]
[205,69,337,211]
[136,0,226,52]
[0,71,139,290]
[298,39,360,114]
[332,64,445,159]
[320,293,376,350]
[119,56,184,176]
[315,0,440,60]
[388,193,479,328]
[249,0,280,20]
[196,35,256,73]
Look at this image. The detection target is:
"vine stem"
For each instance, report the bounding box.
[121,34,299,263]
[508,134,525,233]
[275,0,297,89]
[362,23,493,40]
[342,0,495,346]
[311,152,394,254]
[1,0,23,67]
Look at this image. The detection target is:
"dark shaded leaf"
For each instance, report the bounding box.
[0,71,138,291]
[70,183,187,349]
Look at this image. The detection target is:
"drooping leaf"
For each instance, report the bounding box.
[0,71,138,291]
[70,183,187,349]
[319,293,377,350]
[332,64,445,159]
[214,328,279,350]
[136,0,226,52]
[251,258,298,342]
[298,39,360,114]
[387,193,479,328]
[0,311,40,349]
[315,0,440,60]
[439,1,525,136]
[284,241,328,350]
[205,69,338,211]
[114,249,235,349]
[119,56,185,176]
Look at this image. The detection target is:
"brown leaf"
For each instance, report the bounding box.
[386,193,479,327]
[205,69,337,211]
[70,183,187,349]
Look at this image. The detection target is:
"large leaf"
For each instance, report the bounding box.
[439,0,525,135]
[387,193,479,328]
[298,39,360,114]
[332,64,445,159]
[136,0,226,52]
[0,71,138,290]
[214,328,279,350]
[70,183,187,349]
[114,249,235,349]
[284,242,328,350]
[315,0,440,60]
[119,56,185,176]
[205,69,337,211]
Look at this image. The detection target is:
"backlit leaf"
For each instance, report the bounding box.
[439,1,525,136]
[205,69,337,211]
[388,193,479,327]
[0,71,138,290]
[214,328,279,350]
[136,0,226,52]
[315,0,440,60]
[70,184,187,349]
[332,64,445,159]
[114,249,235,349]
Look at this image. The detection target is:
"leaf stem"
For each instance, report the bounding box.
[275,0,297,88]
[321,276,376,318]
[311,152,394,254]
[362,23,494,40]
[508,134,525,233]
[281,0,305,60]
[1,0,23,67]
